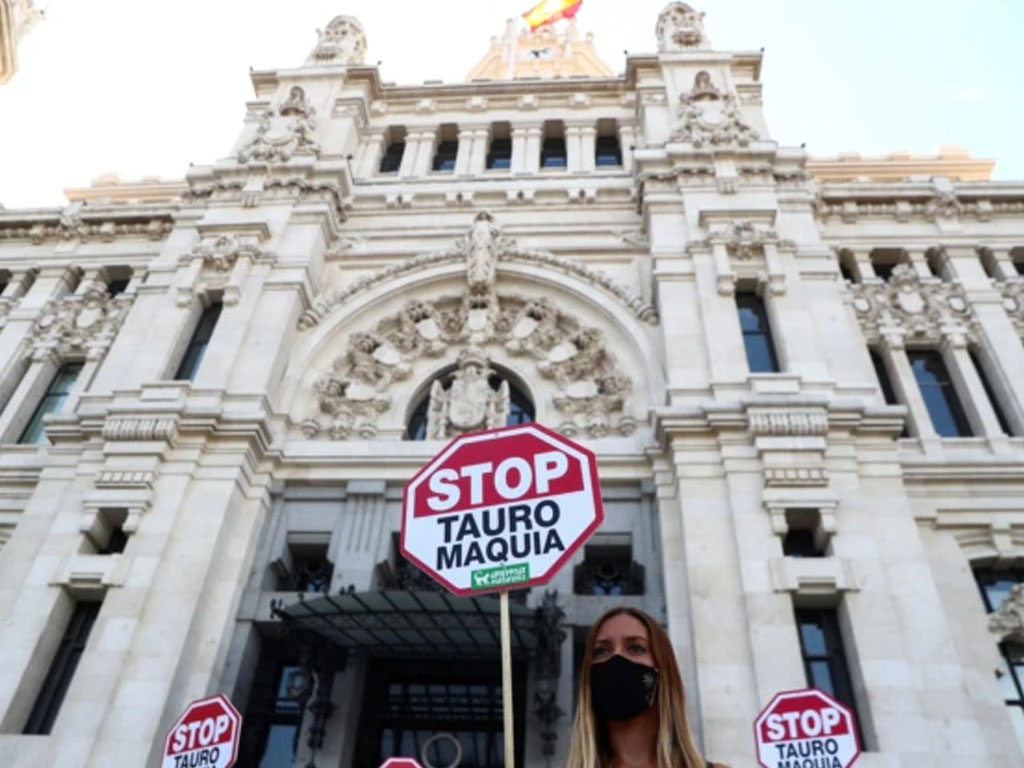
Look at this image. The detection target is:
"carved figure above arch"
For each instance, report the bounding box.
[656,2,709,52]
[309,15,367,66]
[300,214,641,440]
[298,213,657,330]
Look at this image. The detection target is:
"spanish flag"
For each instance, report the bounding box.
[522,0,583,30]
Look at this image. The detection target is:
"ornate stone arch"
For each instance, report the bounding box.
[280,213,663,440]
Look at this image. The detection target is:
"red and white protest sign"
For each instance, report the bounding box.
[401,423,604,596]
[754,688,860,768]
[162,693,241,768]
[379,760,424,768]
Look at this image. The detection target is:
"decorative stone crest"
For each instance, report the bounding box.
[178,234,273,272]
[28,279,131,360]
[425,347,509,439]
[848,263,974,344]
[989,583,1024,644]
[303,214,641,439]
[1001,281,1024,335]
[656,2,709,51]
[238,86,319,164]
[925,190,963,222]
[309,15,367,65]
[670,89,759,149]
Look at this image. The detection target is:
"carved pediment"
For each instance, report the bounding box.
[848,263,975,344]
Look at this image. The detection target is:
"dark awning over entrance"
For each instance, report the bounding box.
[273,590,538,658]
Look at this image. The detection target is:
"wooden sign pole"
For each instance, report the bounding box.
[500,590,514,768]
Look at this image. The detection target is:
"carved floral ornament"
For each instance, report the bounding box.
[238,86,320,164]
[300,212,644,440]
[178,234,274,273]
[656,2,709,51]
[989,583,1024,645]
[669,71,759,149]
[847,263,975,345]
[688,220,795,259]
[27,279,131,360]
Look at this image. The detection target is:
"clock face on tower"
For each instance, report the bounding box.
[526,47,554,59]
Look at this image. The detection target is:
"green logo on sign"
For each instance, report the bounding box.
[471,563,531,590]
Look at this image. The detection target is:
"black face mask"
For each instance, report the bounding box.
[590,654,659,721]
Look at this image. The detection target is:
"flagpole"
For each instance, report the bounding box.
[500,590,515,768]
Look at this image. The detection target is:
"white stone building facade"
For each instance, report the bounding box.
[1,4,1023,767]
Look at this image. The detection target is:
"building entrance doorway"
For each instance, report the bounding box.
[353,658,526,768]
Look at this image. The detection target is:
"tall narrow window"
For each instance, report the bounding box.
[379,141,405,174]
[23,601,101,734]
[737,293,779,373]
[18,363,83,445]
[970,348,1014,435]
[907,350,972,437]
[870,348,908,437]
[486,139,512,170]
[432,141,458,172]
[174,303,222,382]
[795,608,863,741]
[541,123,566,169]
[595,136,622,167]
[975,569,1024,752]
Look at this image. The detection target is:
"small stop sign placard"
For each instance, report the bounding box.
[402,423,604,596]
[379,760,424,768]
[754,688,860,768]
[161,693,241,768]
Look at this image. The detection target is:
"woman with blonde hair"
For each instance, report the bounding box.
[564,607,728,768]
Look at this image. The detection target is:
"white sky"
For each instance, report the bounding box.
[1,0,1021,209]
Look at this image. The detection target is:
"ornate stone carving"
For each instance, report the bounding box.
[178,234,273,272]
[690,70,721,100]
[29,280,131,360]
[748,409,829,436]
[425,347,509,439]
[989,583,1024,644]
[298,214,657,329]
[309,15,366,65]
[302,214,642,438]
[101,417,177,442]
[238,86,319,164]
[1001,280,1024,335]
[0,216,172,243]
[848,264,974,344]
[656,2,708,51]
[714,220,783,260]
[670,90,759,149]
[925,190,963,221]
[764,467,829,487]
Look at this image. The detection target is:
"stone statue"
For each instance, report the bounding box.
[989,583,1024,644]
[309,15,367,65]
[425,347,509,439]
[466,211,502,294]
[691,70,721,100]
[279,86,313,117]
[656,2,708,52]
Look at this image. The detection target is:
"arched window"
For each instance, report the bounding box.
[406,367,534,440]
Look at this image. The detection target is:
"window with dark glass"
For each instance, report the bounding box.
[595,136,622,167]
[486,139,511,170]
[106,278,129,296]
[975,569,1024,752]
[795,608,864,743]
[379,141,405,174]
[406,371,534,441]
[23,601,101,734]
[870,348,908,437]
[174,302,222,382]
[432,140,458,172]
[737,293,780,373]
[1016,261,1024,277]
[18,363,83,445]
[907,350,972,437]
[245,658,304,768]
[574,535,644,595]
[273,537,333,593]
[540,137,566,169]
[970,348,1014,435]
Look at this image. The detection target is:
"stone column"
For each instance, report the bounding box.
[354,127,386,178]
[468,127,490,175]
[565,123,583,172]
[523,124,542,173]
[941,332,1006,439]
[398,131,421,178]
[510,125,529,174]
[880,332,937,440]
[579,125,597,173]
[617,123,637,172]
[0,348,58,441]
[454,126,475,176]
[905,245,934,280]
[411,129,437,177]
[983,246,1018,281]
[847,248,876,282]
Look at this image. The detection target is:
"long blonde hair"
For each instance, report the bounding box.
[565,607,705,768]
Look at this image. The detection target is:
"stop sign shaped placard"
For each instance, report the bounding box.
[402,423,604,596]
[754,688,860,768]
[162,693,241,768]
[379,760,424,768]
